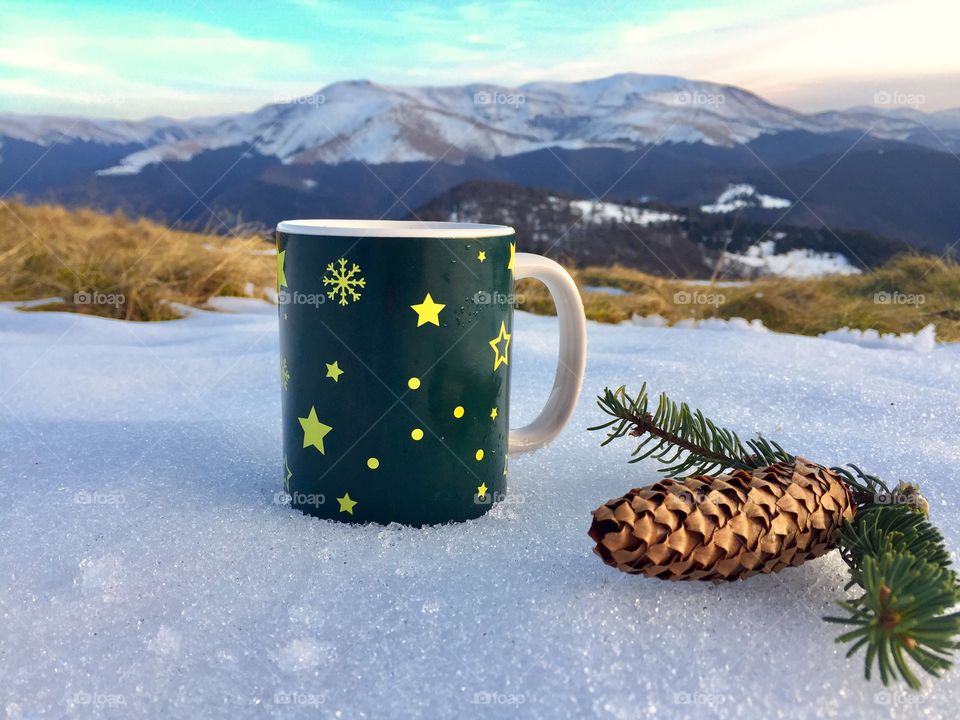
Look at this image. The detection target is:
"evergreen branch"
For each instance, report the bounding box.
[589,384,794,476]
[836,504,953,580]
[825,551,960,689]
[827,505,960,688]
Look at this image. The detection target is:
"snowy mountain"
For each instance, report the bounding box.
[0,112,229,153]
[811,105,960,151]
[2,74,958,175]
[92,75,828,173]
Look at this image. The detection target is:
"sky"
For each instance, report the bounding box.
[0,0,957,119]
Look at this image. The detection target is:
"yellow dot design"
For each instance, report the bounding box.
[411,428,424,441]
[475,449,485,462]
[367,457,380,470]
[408,377,421,390]
[453,406,465,419]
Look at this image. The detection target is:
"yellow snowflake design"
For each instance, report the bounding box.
[323,257,366,306]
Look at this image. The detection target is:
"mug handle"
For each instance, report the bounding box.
[509,253,587,454]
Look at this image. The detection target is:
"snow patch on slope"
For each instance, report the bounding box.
[722,239,860,278]
[569,199,681,226]
[701,183,791,213]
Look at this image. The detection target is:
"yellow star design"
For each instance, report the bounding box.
[477,483,488,499]
[478,250,486,262]
[337,492,357,514]
[488,321,511,370]
[411,293,445,327]
[277,249,288,290]
[507,241,515,273]
[490,407,498,420]
[325,361,344,382]
[298,406,332,454]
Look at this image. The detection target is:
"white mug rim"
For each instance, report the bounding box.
[277,219,515,239]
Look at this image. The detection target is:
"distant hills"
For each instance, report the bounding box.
[1,73,959,253]
[412,180,910,279]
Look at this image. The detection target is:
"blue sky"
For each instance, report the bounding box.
[0,0,957,118]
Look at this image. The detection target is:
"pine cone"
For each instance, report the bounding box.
[588,458,855,581]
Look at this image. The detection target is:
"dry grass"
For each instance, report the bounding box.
[518,255,960,342]
[2,200,956,341]
[0,200,275,321]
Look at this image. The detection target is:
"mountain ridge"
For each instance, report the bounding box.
[3,73,959,175]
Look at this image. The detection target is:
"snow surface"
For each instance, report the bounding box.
[1,303,958,719]
[631,314,772,335]
[820,323,937,353]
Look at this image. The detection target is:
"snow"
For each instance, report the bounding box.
[681,279,750,288]
[722,239,861,278]
[569,199,681,226]
[633,314,940,350]
[820,323,937,353]
[701,183,792,214]
[1,303,958,718]
[582,285,630,296]
[633,314,770,334]
[202,296,278,314]
[629,314,670,328]
[669,316,771,334]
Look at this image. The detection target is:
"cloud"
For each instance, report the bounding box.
[0,0,956,118]
[604,0,959,110]
[0,10,320,118]
[415,0,960,111]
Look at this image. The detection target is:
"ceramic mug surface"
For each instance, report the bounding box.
[276,219,585,525]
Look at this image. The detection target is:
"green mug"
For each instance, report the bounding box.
[275,220,586,526]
